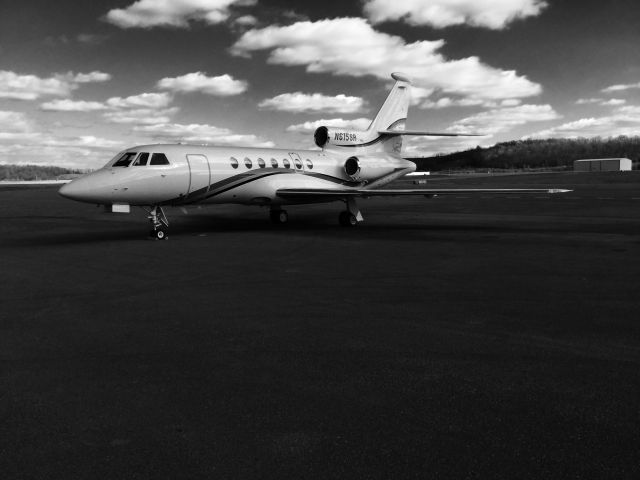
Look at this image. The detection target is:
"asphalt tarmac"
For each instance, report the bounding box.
[1,172,639,479]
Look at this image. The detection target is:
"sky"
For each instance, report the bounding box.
[2,0,640,168]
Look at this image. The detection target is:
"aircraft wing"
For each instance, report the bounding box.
[277,188,571,200]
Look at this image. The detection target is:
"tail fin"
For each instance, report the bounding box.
[369,72,411,133]
[366,73,411,155]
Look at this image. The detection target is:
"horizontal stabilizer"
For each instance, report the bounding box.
[277,188,571,200]
[377,130,485,137]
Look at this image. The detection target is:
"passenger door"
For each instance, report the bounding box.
[186,154,211,196]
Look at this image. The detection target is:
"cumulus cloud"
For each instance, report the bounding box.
[600,99,626,106]
[157,72,248,96]
[576,98,603,105]
[448,104,561,135]
[44,34,109,46]
[416,95,524,109]
[410,86,435,105]
[0,70,111,100]
[233,14,258,27]
[576,97,626,106]
[259,92,365,114]
[37,135,124,149]
[105,92,173,109]
[527,105,640,139]
[602,82,640,93]
[0,110,34,133]
[39,92,178,123]
[0,111,124,168]
[41,99,109,112]
[76,33,109,45]
[232,18,541,102]
[286,118,372,133]
[1,138,126,168]
[74,71,112,83]
[103,107,179,125]
[105,0,256,29]
[134,122,275,147]
[363,0,548,29]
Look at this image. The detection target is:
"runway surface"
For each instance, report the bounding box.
[1,172,639,479]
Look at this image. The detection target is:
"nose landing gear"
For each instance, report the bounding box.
[270,208,288,224]
[147,206,169,240]
[339,197,363,227]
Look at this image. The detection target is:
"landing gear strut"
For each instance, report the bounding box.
[339,198,363,227]
[270,208,288,225]
[147,206,169,240]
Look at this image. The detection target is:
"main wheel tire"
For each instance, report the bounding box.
[154,228,168,240]
[270,210,288,224]
[339,211,357,227]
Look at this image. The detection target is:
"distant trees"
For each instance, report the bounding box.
[409,136,640,171]
[0,165,83,181]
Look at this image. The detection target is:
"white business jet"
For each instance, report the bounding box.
[59,73,569,239]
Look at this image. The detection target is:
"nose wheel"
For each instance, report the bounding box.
[339,211,358,227]
[151,227,168,240]
[147,206,169,240]
[339,198,363,227]
[270,209,288,224]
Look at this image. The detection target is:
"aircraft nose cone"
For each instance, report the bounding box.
[58,177,96,202]
[58,180,82,200]
[58,181,73,199]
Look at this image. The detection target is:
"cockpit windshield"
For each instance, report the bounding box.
[103,151,171,168]
[112,152,137,167]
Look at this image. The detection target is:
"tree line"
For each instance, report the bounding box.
[408,136,640,171]
[0,164,84,181]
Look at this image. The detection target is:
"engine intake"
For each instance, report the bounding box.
[314,126,329,148]
[344,156,361,179]
[313,126,374,148]
[341,154,400,182]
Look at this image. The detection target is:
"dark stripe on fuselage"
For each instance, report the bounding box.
[303,171,362,187]
[181,169,286,204]
[165,168,362,205]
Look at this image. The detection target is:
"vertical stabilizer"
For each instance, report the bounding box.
[366,73,411,154]
[369,72,411,133]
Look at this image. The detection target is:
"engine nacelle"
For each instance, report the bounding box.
[343,155,397,182]
[314,126,373,148]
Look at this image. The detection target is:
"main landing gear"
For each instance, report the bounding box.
[270,208,288,225]
[339,197,363,227]
[147,206,169,240]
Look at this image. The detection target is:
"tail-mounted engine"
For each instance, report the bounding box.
[314,126,375,148]
[343,155,397,182]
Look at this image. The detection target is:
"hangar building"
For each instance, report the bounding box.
[573,158,632,172]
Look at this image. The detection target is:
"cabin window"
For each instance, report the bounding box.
[271,158,278,168]
[283,158,290,169]
[244,157,253,169]
[306,159,313,169]
[258,158,266,168]
[294,158,303,169]
[113,152,137,167]
[133,152,149,166]
[230,157,239,169]
[149,153,170,165]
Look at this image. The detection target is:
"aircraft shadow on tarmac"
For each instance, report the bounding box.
[2,213,578,247]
